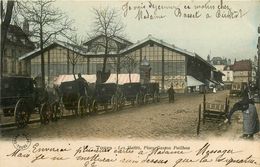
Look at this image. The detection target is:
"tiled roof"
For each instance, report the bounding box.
[232,60,252,71]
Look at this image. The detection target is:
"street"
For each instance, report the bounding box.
[1,90,260,140]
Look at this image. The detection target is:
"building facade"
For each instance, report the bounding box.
[2,24,35,76]
[20,35,216,93]
[232,60,252,83]
[223,65,234,83]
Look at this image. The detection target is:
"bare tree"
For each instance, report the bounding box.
[90,7,124,74]
[122,55,137,83]
[18,0,74,87]
[66,34,85,80]
[1,0,15,77]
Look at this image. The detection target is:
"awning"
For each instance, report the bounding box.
[105,73,140,85]
[53,73,140,86]
[186,75,204,87]
[53,74,96,86]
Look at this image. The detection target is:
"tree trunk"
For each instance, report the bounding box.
[40,26,45,88]
[129,72,131,83]
[72,64,76,80]
[102,37,109,73]
[0,0,14,77]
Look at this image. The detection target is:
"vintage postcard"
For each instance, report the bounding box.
[0,0,260,166]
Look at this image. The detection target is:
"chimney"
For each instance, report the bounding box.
[23,18,29,36]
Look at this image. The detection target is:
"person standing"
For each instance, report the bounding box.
[76,73,88,96]
[167,84,175,103]
[225,89,260,139]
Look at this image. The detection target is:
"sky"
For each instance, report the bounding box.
[54,0,260,61]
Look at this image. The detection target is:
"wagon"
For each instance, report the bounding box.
[59,79,89,116]
[140,82,160,103]
[121,82,142,105]
[0,76,51,128]
[89,83,118,112]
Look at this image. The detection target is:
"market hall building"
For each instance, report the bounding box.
[19,35,222,93]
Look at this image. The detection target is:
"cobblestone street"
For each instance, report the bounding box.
[1,90,260,141]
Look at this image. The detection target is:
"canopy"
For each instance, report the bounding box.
[54,73,140,86]
[53,74,96,86]
[186,75,204,87]
[105,73,140,85]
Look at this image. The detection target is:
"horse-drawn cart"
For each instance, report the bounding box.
[89,83,119,112]
[0,76,52,128]
[121,82,142,105]
[59,80,89,116]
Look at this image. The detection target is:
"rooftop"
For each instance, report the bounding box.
[232,60,252,71]
[6,25,35,49]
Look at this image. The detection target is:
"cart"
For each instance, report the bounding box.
[89,83,118,112]
[59,80,89,116]
[0,76,51,128]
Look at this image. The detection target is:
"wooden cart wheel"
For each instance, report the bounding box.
[120,96,126,108]
[153,92,160,102]
[135,94,139,105]
[131,99,135,106]
[59,97,65,118]
[144,94,149,104]
[14,98,30,128]
[90,100,98,113]
[77,96,86,117]
[111,95,118,112]
[156,92,160,102]
[40,102,52,125]
[51,101,62,121]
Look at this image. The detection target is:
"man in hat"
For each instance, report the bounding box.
[75,73,88,96]
[167,83,175,103]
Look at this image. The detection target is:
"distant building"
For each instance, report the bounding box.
[207,56,232,85]
[223,65,233,83]
[2,23,35,76]
[232,60,252,83]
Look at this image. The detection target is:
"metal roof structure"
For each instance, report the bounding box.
[19,35,214,72]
